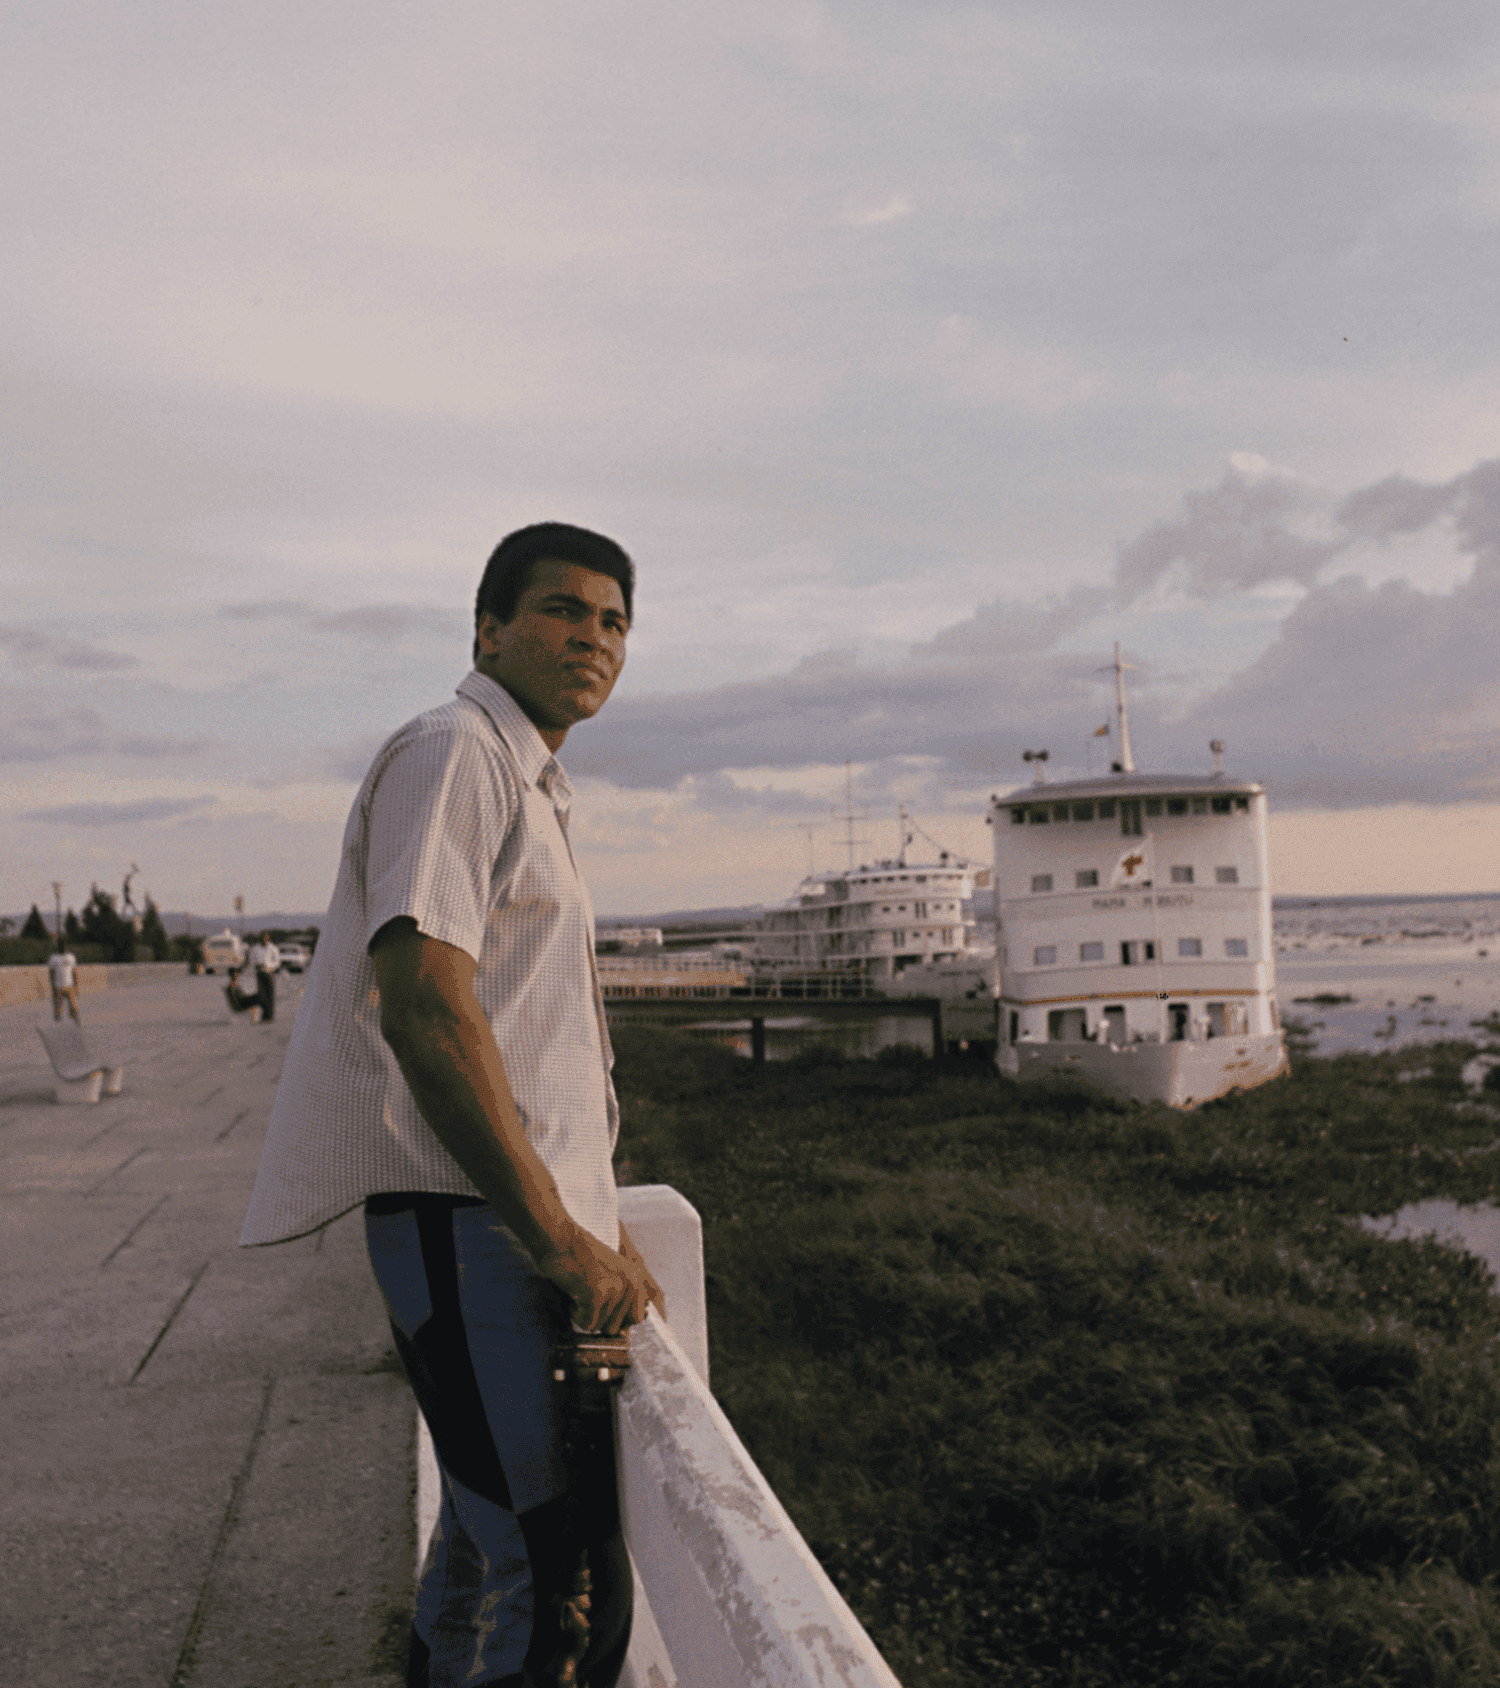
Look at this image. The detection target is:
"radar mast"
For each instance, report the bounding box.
[1097,642,1137,773]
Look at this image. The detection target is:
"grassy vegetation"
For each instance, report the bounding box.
[610,1027,1500,1687]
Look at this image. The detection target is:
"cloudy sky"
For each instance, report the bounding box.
[5,1,1499,923]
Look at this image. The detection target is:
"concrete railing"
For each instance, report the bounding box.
[416,1185,900,1688]
[0,960,188,1009]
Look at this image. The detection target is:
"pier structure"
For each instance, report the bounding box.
[1,968,900,1686]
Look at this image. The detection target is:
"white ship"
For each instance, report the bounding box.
[990,646,1288,1107]
[751,799,986,991]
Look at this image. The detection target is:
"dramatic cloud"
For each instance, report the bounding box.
[218,600,312,623]
[0,707,208,763]
[219,601,467,641]
[21,796,219,826]
[565,457,1500,811]
[0,627,138,671]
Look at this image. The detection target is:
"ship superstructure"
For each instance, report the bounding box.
[752,853,979,986]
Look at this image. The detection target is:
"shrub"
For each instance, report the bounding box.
[611,1027,1500,1688]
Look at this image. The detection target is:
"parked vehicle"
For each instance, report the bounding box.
[201,929,245,975]
[276,941,309,973]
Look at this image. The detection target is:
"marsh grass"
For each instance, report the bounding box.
[611,1027,1500,1686]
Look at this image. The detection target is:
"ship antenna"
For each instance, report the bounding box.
[794,821,819,875]
[1096,642,1138,773]
[835,761,869,871]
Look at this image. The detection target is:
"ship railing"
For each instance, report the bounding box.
[415,1186,900,1688]
[598,964,899,1002]
[596,952,745,972]
[732,969,890,1000]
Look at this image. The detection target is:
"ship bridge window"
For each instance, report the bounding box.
[1225,938,1249,957]
[1080,941,1104,961]
[1145,798,1162,817]
[1178,937,1202,957]
[1011,808,1026,824]
[1075,869,1099,888]
[1171,865,1194,884]
[1098,800,1117,819]
[1120,800,1142,836]
[1072,802,1094,821]
[1031,874,1053,893]
[1193,798,1209,814]
[1167,798,1188,816]
[1053,805,1070,822]
[1033,945,1057,965]
[1029,809,1049,824]
[1234,796,1249,811]
[1211,797,1233,814]
[1215,866,1239,884]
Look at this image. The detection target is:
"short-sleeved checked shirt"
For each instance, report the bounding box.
[239,671,620,1251]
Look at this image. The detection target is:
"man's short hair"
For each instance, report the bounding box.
[473,523,635,659]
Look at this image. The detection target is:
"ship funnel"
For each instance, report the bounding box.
[1209,738,1225,776]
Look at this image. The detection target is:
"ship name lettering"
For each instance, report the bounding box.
[1092,896,1126,909]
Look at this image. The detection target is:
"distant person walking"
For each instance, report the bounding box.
[240,523,660,1688]
[48,946,80,1022]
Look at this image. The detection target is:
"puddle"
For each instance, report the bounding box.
[1360,1199,1500,1281]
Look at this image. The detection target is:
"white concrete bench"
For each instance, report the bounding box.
[35,1022,127,1104]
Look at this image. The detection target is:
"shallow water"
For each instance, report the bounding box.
[1361,1199,1500,1282]
[679,1013,940,1062]
[1276,949,1500,1058]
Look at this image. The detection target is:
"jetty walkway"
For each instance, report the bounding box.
[0,972,414,1686]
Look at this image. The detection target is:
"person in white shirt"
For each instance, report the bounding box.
[47,947,80,1022]
[246,934,280,1025]
[240,523,661,1688]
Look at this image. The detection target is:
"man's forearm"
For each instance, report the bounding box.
[385,997,585,1270]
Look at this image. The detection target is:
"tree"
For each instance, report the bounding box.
[20,905,49,943]
[81,886,138,963]
[63,909,82,946]
[139,898,170,962]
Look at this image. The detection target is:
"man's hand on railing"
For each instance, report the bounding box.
[539,1227,653,1335]
[618,1220,666,1323]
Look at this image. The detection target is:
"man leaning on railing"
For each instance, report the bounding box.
[240,524,663,1688]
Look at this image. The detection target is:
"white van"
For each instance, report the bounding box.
[201,929,246,975]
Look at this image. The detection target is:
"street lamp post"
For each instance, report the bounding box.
[51,881,63,950]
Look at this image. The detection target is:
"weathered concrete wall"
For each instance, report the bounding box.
[0,961,190,1009]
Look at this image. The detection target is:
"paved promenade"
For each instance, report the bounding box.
[1,973,414,1687]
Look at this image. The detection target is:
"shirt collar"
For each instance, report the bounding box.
[456,670,571,803]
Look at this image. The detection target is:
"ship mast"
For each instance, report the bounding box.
[1098,642,1137,773]
[834,761,868,871]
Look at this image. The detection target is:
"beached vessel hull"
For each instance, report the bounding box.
[999,1029,1288,1109]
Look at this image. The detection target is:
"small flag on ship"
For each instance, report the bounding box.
[1110,840,1153,889]
[1093,723,1110,737]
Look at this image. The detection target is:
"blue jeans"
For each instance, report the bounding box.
[364,1196,631,1687]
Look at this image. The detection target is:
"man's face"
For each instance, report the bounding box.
[475,558,629,748]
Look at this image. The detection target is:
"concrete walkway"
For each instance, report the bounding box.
[0,974,414,1687]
